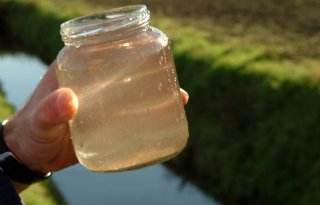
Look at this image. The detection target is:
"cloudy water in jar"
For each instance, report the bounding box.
[56,39,188,171]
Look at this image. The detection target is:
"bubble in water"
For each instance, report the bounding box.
[57,65,63,71]
[159,36,168,47]
[123,77,132,83]
[159,56,164,65]
[158,82,163,90]
[122,42,131,47]
[74,41,81,48]
[80,120,84,125]
[67,72,72,80]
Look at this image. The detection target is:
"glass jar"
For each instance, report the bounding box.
[56,5,189,172]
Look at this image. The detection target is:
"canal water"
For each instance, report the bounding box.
[0,52,219,205]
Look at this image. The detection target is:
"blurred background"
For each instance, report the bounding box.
[0,0,320,204]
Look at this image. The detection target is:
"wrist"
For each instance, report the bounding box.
[0,120,52,185]
[2,118,47,173]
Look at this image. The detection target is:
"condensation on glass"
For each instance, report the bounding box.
[56,5,189,172]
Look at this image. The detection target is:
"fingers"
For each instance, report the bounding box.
[180,88,189,105]
[34,88,78,129]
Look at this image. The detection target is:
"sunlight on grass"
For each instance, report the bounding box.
[0,92,13,120]
[21,183,58,205]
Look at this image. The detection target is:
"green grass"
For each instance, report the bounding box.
[0,88,13,120]
[1,0,320,204]
[21,180,66,205]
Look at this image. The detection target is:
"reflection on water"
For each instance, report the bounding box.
[54,164,217,205]
[0,52,219,205]
[0,53,46,109]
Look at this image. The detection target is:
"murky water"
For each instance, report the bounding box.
[56,39,188,172]
[0,52,219,205]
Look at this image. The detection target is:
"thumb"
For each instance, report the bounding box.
[33,88,78,131]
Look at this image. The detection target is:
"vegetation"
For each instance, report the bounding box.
[21,180,67,205]
[0,86,13,120]
[0,0,320,204]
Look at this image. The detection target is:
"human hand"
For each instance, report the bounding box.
[3,61,189,177]
[3,61,78,175]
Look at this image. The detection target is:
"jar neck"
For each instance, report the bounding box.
[60,5,150,47]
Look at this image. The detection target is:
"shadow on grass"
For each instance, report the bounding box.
[169,52,320,205]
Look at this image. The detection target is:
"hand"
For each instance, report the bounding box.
[3,61,189,181]
[3,61,78,175]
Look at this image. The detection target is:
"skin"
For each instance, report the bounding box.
[2,61,189,192]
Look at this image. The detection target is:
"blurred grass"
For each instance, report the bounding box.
[1,0,320,205]
[0,86,13,120]
[21,180,67,205]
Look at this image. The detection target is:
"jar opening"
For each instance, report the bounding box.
[60,5,150,47]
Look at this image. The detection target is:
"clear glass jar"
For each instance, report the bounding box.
[56,5,189,172]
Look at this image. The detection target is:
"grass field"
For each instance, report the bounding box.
[20,180,66,205]
[1,0,320,204]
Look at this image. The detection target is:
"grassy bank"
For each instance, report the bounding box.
[0,87,13,119]
[21,180,66,205]
[1,0,320,205]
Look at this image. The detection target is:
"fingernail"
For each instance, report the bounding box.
[180,88,189,104]
[180,88,188,97]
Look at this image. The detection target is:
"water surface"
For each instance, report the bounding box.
[0,53,45,109]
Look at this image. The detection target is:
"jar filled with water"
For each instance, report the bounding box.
[56,5,189,172]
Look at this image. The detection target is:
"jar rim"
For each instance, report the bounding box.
[60,5,150,47]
